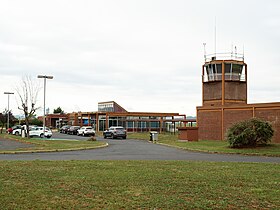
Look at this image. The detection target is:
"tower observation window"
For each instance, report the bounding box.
[205,64,222,81]
[204,63,245,82]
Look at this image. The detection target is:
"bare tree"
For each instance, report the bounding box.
[15,76,41,138]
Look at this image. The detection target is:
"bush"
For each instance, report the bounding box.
[87,136,96,141]
[226,118,274,148]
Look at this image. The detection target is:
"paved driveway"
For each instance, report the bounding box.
[0,133,280,163]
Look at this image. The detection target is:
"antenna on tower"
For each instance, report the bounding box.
[235,46,237,59]
[231,43,233,59]
[242,44,245,61]
[203,43,207,62]
[214,17,217,57]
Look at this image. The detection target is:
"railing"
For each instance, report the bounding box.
[204,52,244,62]
[203,73,246,82]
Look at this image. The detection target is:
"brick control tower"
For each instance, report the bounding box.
[202,52,247,107]
[197,50,280,143]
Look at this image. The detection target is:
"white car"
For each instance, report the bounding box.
[29,127,52,138]
[12,128,22,136]
[77,126,95,136]
[12,125,36,136]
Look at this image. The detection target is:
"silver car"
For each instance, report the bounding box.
[103,126,127,139]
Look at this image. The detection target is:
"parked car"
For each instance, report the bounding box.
[68,126,80,135]
[12,127,23,136]
[103,126,127,139]
[6,125,20,134]
[7,127,13,134]
[60,125,71,134]
[77,126,95,136]
[29,127,52,138]
[12,125,36,136]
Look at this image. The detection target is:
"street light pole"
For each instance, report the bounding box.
[4,92,14,132]
[37,75,53,137]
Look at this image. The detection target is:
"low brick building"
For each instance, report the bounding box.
[38,113,68,129]
[197,53,280,143]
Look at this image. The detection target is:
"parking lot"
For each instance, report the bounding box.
[51,131,95,141]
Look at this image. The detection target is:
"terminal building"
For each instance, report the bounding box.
[44,101,195,133]
[196,52,280,143]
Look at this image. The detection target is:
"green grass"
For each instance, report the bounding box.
[128,132,280,156]
[0,134,107,153]
[0,160,279,209]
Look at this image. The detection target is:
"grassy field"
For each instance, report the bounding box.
[128,132,280,156]
[0,134,107,153]
[0,160,279,209]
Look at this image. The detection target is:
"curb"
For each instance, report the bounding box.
[0,143,109,154]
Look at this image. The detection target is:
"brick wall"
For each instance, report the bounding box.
[223,109,253,139]
[255,108,280,143]
[197,109,222,140]
[197,104,280,143]
[225,82,246,101]
[203,82,222,101]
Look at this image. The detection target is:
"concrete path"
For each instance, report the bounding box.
[0,135,280,163]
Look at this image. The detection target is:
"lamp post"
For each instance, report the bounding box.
[37,75,53,137]
[4,92,14,132]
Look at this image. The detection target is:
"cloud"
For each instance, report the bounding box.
[0,0,279,117]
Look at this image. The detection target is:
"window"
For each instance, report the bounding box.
[98,102,114,112]
[232,64,243,74]
[225,64,232,73]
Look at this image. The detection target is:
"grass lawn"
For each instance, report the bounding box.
[0,160,279,209]
[128,132,280,157]
[0,134,107,153]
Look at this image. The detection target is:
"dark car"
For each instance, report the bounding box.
[60,125,71,134]
[68,126,80,135]
[103,126,127,139]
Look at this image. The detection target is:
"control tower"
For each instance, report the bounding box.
[202,52,247,107]
[197,50,280,143]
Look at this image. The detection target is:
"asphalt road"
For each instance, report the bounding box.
[0,133,280,163]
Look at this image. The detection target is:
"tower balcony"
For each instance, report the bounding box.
[204,52,244,62]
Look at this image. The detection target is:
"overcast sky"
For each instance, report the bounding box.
[0,0,279,117]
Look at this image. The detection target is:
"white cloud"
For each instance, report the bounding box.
[0,0,279,117]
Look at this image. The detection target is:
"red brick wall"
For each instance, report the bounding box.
[225,82,247,101]
[114,103,127,113]
[178,127,198,141]
[255,109,280,143]
[197,105,280,143]
[203,82,222,101]
[223,109,253,139]
[197,109,222,140]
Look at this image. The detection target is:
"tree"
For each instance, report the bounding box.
[0,109,17,133]
[0,112,5,133]
[30,118,43,126]
[15,76,41,138]
[53,107,64,114]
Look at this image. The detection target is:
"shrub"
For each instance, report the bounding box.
[226,118,274,148]
[87,136,96,141]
